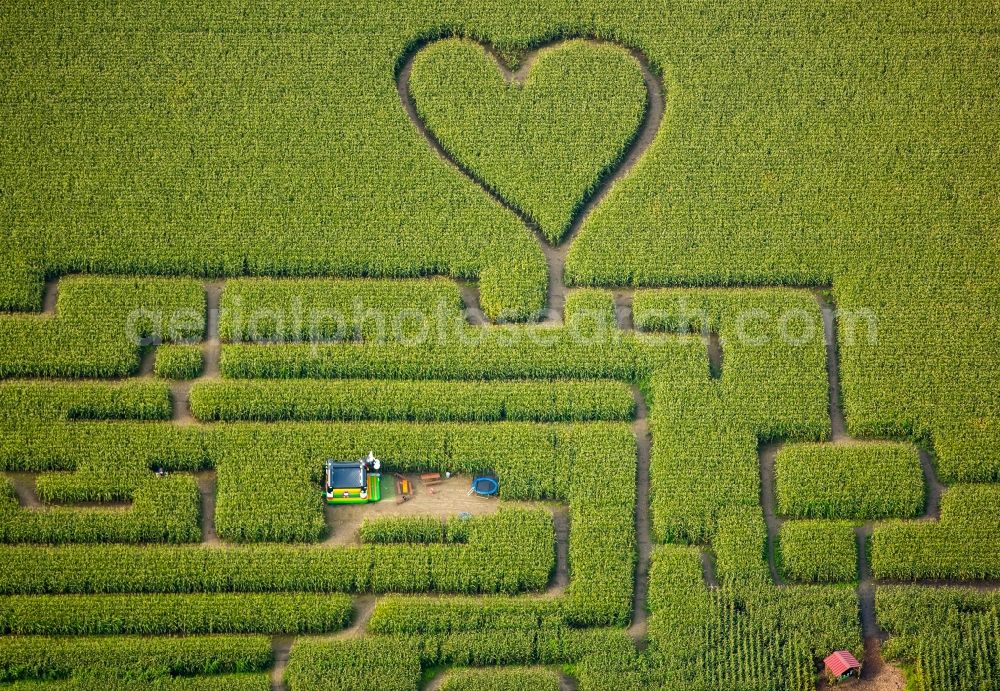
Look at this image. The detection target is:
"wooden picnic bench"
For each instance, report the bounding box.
[394,474,414,504]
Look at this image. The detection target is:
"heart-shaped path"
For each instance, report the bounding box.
[398,37,664,320]
[402,38,661,245]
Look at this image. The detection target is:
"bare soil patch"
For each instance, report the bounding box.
[323,473,505,545]
[859,638,907,691]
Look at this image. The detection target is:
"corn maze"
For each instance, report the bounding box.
[1,2,998,690]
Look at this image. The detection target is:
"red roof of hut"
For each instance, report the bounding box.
[824,650,861,677]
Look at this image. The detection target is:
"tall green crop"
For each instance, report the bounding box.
[439,667,561,691]
[0,277,204,379]
[778,520,858,583]
[775,442,924,519]
[878,587,1000,691]
[872,485,1000,580]
[190,379,634,423]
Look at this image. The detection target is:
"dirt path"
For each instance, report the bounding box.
[815,292,907,685]
[707,332,723,379]
[162,284,224,543]
[196,471,220,545]
[628,385,652,642]
[918,448,944,519]
[169,281,222,422]
[552,508,570,593]
[424,673,444,691]
[855,523,881,641]
[700,550,719,588]
[857,638,906,691]
[457,281,488,326]
[170,382,192,423]
[818,294,849,442]
[613,290,634,330]
[138,349,156,377]
[265,594,376,691]
[203,282,223,376]
[352,596,376,635]
[8,473,42,508]
[41,279,59,314]
[333,595,377,639]
[559,673,578,691]
[758,442,784,586]
[397,37,665,324]
[270,635,293,691]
